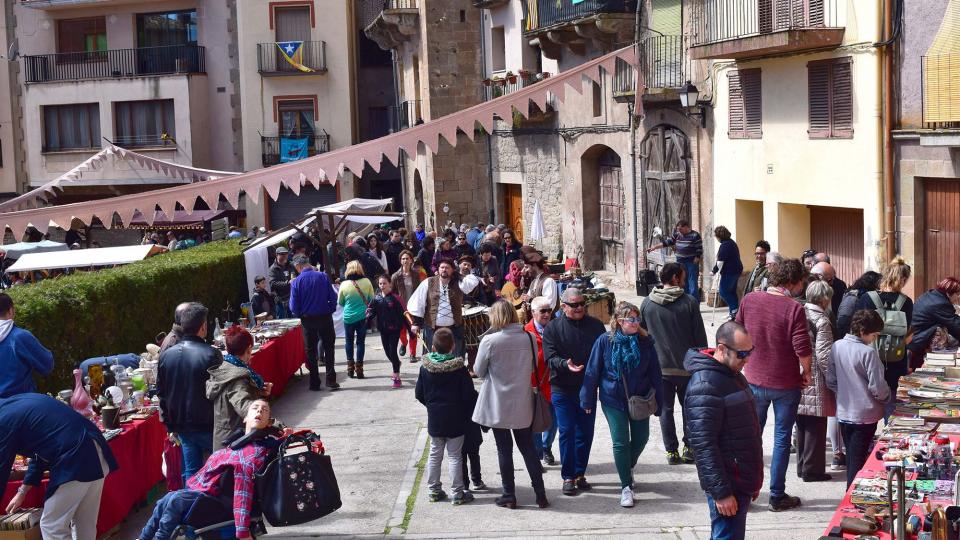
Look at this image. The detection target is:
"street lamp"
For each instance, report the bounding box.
[679,80,707,128]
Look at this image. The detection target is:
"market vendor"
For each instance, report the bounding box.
[0,293,53,398]
[0,393,117,540]
[249,276,275,321]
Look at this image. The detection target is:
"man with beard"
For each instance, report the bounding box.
[521,251,558,313]
[408,258,467,357]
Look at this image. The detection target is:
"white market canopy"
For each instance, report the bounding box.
[0,240,69,259]
[6,244,166,273]
[245,197,401,251]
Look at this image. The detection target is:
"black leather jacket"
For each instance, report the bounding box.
[157,335,223,433]
[269,261,296,302]
[684,348,764,500]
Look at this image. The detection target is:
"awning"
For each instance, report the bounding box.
[0,45,636,239]
[6,244,166,273]
[0,240,69,259]
[245,197,399,251]
[127,209,229,228]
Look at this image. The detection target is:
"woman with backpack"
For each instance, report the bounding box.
[853,257,912,416]
[338,260,375,379]
[836,271,882,337]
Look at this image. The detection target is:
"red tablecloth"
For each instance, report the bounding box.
[249,325,305,397]
[824,431,960,538]
[1,413,167,537]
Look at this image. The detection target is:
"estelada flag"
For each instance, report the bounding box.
[276,41,314,73]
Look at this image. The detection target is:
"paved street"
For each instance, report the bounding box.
[118,279,847,539]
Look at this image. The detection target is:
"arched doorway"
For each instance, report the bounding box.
[580,145,625,273]
[641,126,690,251]
[413,171,425,227]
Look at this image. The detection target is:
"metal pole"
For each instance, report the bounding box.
[629,0,642,285]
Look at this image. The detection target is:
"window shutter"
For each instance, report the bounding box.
[808,0,825,26]
[742,69,763,137]
[830,59,853,137]
[759,0,773,33]
[807,61,831,138]
[728,71,745,138]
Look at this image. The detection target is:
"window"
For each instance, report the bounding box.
[807,57,853,139]
[137,10,198,47]
[491,26,506,73]
[57,17,106,54]
[728,68,762,139]
[592,79,603,118]
[42,103,100,152]
[114,99,175,147]
[278,100,316,137]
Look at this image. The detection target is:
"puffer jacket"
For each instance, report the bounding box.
[909,289,960,353]
[683,348,764,500]
[415,355,475,438]
[205,360,260,449]
[799,304,836,417]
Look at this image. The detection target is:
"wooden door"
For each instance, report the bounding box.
[924,180,960,291]
[274,6,311,72]
[809,206,864,284]
[598,149,624,273]
[503,184,524,243]
[642,126,690,252]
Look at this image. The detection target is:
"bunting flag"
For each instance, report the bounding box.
[276,41,314,73]
[0,44,638,240]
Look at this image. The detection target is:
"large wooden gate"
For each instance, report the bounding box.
[809,206,864,284]
[503,184,524,243]
[642,126,690,252]
[924,179,960,291]
[599,149,625,273]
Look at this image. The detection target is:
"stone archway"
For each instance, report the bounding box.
[580,145,625,274]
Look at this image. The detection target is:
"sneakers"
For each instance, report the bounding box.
[399,344,407,356]
[575,477,592,491]
[452,491,474,505]
[768,494,802,512]
[681,446,695,464]
[666,451,683,465]
[543,449,556,466]
[562,479,577,496]
[620,486,635,508]
[471,480,487,491]
[391,375,402,389]
[831,453,846,471]
[429,490,448,502]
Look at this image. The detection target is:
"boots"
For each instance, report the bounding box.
[347,361,356,378]
[326,373,340,390]
[356,363,365,379]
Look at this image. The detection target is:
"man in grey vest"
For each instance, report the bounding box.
[408,258,466,357]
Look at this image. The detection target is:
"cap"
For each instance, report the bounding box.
[275,247,289,254]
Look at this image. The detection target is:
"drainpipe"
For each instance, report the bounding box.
[629,0,642,283]
[881,0,896,261]
[391,49,409,226]
[481,10,496,224]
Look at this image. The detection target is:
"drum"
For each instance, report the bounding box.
[462,305,490,351]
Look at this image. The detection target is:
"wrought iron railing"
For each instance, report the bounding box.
[23,45,205,83]
[261,131,331,167]
[482,72,549,101]
[525,0,637,32]
[257,41,327,73]
[922,54,960,129]
[690,0,839,46]
[111,134,176,148]
[359,0,419,30]
[389,100,422,132]
[613,36,685,95]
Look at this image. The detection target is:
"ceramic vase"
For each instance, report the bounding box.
[70,368,94,417]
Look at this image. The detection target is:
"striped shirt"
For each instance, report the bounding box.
[663,230,703,260]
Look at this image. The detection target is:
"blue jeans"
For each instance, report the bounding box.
[344,320,367,364]
[680,259,700,299]
[718,274,740,316]
[750,384,801,498]
[706,492,752,540]
[532,402,559,460]
[140,489,202,540]
[552,390,596,480]
[178,430,213,485]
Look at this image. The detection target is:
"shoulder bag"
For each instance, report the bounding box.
[621,362,657,421]
[528,334,553,433]
[256,432,342,526]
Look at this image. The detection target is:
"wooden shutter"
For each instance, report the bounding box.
[808,0,825,26]
[728,71,745,138]
[759,0,773,33]
[728,69,761,139]
[808,57,853,139]
[808,61,832,138]
[831,59,854,136]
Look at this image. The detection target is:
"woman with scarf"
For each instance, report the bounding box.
[580,302,663,508]
[206,325,271,449]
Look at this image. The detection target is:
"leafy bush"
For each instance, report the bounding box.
[7,241,247,394]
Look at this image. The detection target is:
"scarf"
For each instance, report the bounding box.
[506,262,523,288]
[425,352,457,363]
[224,353,266,390]
[610,330,644,378]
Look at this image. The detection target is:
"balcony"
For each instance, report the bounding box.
[482,71,550,101]
[261,131,331,168]
[23,45,205,84]
[524,0,636,58]
[689,0,843,60]
[389,100,422,132]
[612,36,686,102]
[257,41,327,75]
[922,54,960,130]
[361,0,419,51]
[21,0,160,8]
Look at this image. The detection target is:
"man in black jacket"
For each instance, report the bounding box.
[542,287,606,496]
[157,302,223,483]
[268,247,295,318]
[385,230,406,276]
[684,321,763,539]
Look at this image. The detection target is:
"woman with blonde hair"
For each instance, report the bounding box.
[338,260,375,379]
[580,301,662,508]
[472,299,548,509]
[853,256,912,415]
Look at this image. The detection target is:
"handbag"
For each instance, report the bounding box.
[256,433,342,526]
[621,369,657,421]
[528,334,553,433]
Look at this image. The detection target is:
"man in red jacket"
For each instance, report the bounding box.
[525,296,557,466]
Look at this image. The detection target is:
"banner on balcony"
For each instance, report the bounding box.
[276,41,314,73]
[280,138,309,163]
[0,44,637,239]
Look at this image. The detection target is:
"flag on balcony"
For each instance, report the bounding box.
[280,138,309,163]
[276,41,314,73]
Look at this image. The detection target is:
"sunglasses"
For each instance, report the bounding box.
[618,316,641,324]
[563,301,585,309]
[718,342,755,360]
[537,308,553,314]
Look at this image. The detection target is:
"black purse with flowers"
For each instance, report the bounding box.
[256,432,342,526]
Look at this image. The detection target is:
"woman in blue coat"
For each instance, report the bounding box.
[580,301,663,509]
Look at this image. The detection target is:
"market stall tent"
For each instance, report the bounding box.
[6,244,167,273]
[0,240,69,259]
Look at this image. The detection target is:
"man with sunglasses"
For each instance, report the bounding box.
[542,288,606,496]
[685,321,763,540]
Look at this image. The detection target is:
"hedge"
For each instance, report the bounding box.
[7,240,248,394]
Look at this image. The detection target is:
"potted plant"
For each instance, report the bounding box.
[482,78,492,86]
[506,71,517,84]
